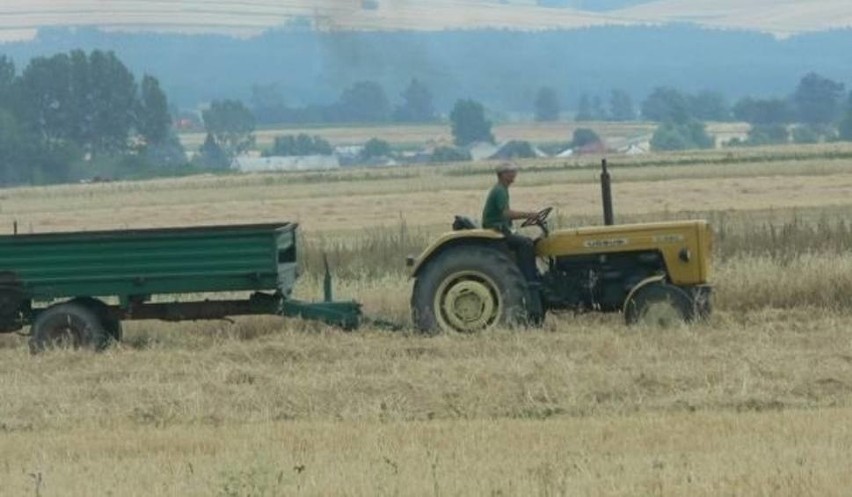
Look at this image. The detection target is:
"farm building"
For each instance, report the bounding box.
[231,155,340,172]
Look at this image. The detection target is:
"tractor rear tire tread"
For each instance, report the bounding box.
[411,244,531,334]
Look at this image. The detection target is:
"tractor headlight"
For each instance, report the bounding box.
[679,248,692,263]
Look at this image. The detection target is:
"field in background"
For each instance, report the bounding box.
[2,142,852,495]
[178,121,748,150]
[3,0,847,41]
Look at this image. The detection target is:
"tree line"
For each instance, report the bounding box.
[0,51,182,186]
[250,79,436,126]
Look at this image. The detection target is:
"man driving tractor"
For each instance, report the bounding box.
[481,162,541,283]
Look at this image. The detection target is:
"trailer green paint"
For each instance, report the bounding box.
[0,222,361,351]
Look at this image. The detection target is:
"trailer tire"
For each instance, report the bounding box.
[71,297,123,342]
[411,245,529,334]
[29,302,110,353]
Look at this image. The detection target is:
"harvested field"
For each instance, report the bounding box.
[3,0,850,39]
[178,121,745,149]
[2,142,852,495]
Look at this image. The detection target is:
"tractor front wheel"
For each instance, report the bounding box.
[412,245,530,334]
[624,282,695,327]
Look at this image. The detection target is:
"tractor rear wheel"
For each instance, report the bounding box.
[411,245,530,334]
[29,302,110,353]
[624,282,695,327]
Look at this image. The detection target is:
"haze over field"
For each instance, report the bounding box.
[2,0,852,41]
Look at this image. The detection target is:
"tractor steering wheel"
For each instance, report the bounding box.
[521,207,553,229]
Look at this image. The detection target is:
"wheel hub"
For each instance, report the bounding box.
[639,300,683,328]
[436,274,501,332]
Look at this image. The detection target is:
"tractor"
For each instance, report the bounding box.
[408,161,713,333]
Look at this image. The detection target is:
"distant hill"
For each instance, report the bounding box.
[4,25,852,115]
[2,0,852,40]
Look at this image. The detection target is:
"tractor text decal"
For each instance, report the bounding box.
[653,234,685,244]
[584,238,629,249]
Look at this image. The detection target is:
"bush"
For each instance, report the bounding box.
[747,125,789,146]
[496,140,537,159]
[361,138,392,160]
[430,146,471,163]
[650,120,714,151]
[267,134,333,157]
[571,128,601,148]
[792,125,821,144]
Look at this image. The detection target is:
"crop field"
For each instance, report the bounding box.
[178,121,747,150]
[2,142,852,495]
[3,0,849,40]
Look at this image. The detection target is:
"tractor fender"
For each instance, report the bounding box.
[622,274,667,314]
[409,230,505,278]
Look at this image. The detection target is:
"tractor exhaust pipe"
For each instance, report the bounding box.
[601,159,615,226]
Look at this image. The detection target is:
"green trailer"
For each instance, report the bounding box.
[0,222,361,351]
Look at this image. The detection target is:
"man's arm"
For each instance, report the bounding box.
[503,208,538,221]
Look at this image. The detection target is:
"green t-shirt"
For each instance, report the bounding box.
[482,183,511,232]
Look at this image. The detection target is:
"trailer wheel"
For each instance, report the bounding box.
[411,245,530,334]
[29,302,110,353]
[71,297,123,342]
[624,282,695,327]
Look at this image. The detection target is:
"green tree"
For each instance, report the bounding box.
[0,56,15,109]
[143,132,187,168]
[497,140,537,159]
[136,75,172,145]
[745,125,789,146]
[791,125,822,144]
[361,138,392,160]
[268,134,333,156]
[571,128,601,148]
[450,99,494,146]
[87,50,138,154]
[609,90,634,122]
[642,87,689,123]
[394,79,435,123]
[591,95,606,120]
[534,87,560,122]
[688,91,730,121]
[202,99,256,158]
[196,132,230,169]
[839,94,852,141]
[732,98,791,125]
[19,53,74,143]
[651,120,714,151]
[337,81,390,123]
[430,146,471,163]
[19,50,138,155]
[576,94,593,121]
[0,110,30,184]
[793,72,845,125]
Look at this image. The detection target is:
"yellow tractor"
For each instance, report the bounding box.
[408,161,713,333]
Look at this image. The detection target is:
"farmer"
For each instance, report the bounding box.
[481,161,541,283]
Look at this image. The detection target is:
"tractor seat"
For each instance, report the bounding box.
[452,215,479,231]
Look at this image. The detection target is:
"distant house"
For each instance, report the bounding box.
[334,145,365,167]
[622,143,649,156]
[489,141,548,160]
[231,155,340,173]
[575,140,607,155]
[466,141,500,162]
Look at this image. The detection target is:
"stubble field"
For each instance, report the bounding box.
[2,142,852,496]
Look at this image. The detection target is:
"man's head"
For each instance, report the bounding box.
[496,161,519,186]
